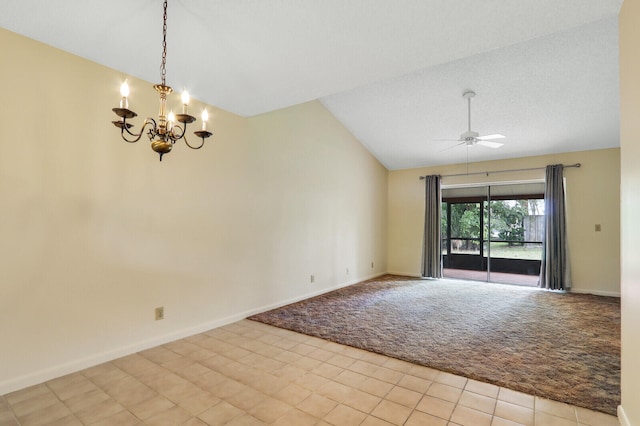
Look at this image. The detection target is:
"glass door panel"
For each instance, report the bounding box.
[442,183,544,285]
[443,198,486,275]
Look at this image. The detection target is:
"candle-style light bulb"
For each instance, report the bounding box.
[201,109,208,131]
[119,80,129,109]
[120,81,129,97]
[168,111,175,131]
[181,90,190,114]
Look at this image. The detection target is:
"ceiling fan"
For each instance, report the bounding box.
[440,90,506,149]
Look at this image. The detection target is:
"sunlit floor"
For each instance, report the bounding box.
[443,268,539,287]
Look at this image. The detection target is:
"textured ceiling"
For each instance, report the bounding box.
[0,0,622,169]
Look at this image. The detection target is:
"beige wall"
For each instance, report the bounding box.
[619,1,640,424]
[0,28,388,393]
[388,149,620,296]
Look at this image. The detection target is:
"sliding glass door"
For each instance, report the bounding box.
[487,198,545,279]
[442,182,544,285]
[442,201,484,271]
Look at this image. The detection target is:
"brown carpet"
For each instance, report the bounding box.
[249,275,620,415]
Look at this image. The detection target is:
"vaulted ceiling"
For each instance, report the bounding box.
[0,0,622,169]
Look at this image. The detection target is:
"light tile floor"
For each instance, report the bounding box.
[0,320,619,426]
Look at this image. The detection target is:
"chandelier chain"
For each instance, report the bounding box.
[160,0,168,86]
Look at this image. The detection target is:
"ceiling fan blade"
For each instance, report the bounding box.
[432,138,462,142]
[438,141,466,152]
[476,140,504,149]
[477,133,506,140]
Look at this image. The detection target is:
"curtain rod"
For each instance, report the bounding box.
[419,163,581,180]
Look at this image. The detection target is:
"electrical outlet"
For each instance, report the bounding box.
[595,224,602,232]
[371,261,374,269]
[310,275,314,283]
[155,306,164,320]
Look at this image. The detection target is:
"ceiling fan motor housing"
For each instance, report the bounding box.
[460,130,479,142]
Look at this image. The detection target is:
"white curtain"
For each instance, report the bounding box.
[422,175,443,278]
[539,164,572,290]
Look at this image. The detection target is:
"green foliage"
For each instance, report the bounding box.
[443,199,532,249]
[443,203,481,251]
[491,200,527,245]
[450,203,481,238]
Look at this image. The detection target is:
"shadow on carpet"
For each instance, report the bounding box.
[249,275,620,415]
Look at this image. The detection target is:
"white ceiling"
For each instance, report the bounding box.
[0,0,622,170]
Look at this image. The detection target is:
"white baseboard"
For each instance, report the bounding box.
[0,311,247,396]
[570,288,621,297]
[249,271,387,315]
[618,405,630,426]
[0,272,386,396]
[12,271,616,397]
[386,271,421,278]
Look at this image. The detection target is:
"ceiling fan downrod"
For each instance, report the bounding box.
[463,90,476,133]
[461,90,478,143]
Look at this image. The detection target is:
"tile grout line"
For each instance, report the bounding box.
[3,395,21,426]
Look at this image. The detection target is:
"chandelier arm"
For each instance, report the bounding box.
[120,130,145,144]
[184,134,205,150]
[120,118,156,143]
[169,123,187,142]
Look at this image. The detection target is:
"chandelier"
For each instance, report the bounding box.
[111,0,211,161]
